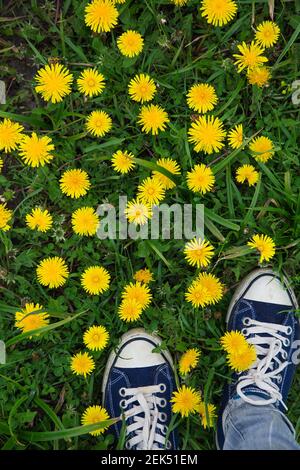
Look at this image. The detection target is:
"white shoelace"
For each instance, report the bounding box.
[236,318,292,409]
[119,384,169,450]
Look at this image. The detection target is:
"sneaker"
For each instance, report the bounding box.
[102,328,178,450]
[216,268,299,450]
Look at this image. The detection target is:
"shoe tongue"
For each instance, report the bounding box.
[233,388,271,402]
[245,300,293,324]
[115,365,161,388]
[235,387,286,412]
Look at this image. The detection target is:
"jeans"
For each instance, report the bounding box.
[223,397,300,450]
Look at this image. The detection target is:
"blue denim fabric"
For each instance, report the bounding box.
[223,397,300,450]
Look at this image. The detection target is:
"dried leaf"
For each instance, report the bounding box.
[268,0,275,20]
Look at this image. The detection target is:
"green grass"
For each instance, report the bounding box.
[0,0,300,450]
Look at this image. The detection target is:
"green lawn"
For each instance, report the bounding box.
[0,0,299,450]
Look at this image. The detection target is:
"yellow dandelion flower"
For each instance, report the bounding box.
[195,272,224,305]
[188,115,226,154]
[184,237,214,268]
[18,133,54,167]
[185,282,210,308]
[187,83,218,114]
[60,169,91,198]
[133,268,153,284]
[247,234,276,263]
[0,119,24,153]
[138,104,169,135]
[72,207,100,236]
[26,207,53,232]
[122,281,152,310]
[71,351,95,378]
[220,330,249,354]
[83,325,109,351]
[200,0,237,27]
[198,402,217,429]
[111,150,135,174]
[128,73,156,103]
[171,385,202,418]
[137,177,165,206]
[171,0,188,5]
[233,41,268,73]
[247,66,271,87]
[77,68,105,97]
[84,0,119,33]
[81,266,111,295]
[255,21,280,48]
[249,136,274,163]
[179,348,201,375]
[236,164,259,186]
[0,157,3,172]
[81,405,110,436]
[86,110,112,138]
[228,124,243,149]
[117,30,144,57]
[227,345,257,372]
[15,302,49,334]
[36,256,69,289]
[152,158,181,190]
[125,198,152,225]
[118,298,143,322]
[111,0,125,3]
[0,203,13,232]
[35,63,73,103]
[186,164,215,195]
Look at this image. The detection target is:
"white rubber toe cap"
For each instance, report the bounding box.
[115,337,166,368]
[102,328,173,396]
[244,274,293,306]
[226,268,298,322]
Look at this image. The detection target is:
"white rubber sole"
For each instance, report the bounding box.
[226,268,298,323]
[101,328,174,401]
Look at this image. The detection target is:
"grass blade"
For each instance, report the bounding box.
[6,311,87,347]
[205,207,240,231]
[275,22,300,65]
[133,157,180,185]
[19,419,118,442]
[243,175,262,226]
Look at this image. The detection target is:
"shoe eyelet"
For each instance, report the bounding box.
[282,351,288,360]
[159,383,166,393]
[276,376,282,384]
[241,328,248,336]
[283,338,290,347]
[166,440,172,449]
[119,387,126,397]
[243,317,251,326]
[159,412,167,422]
[286,326,292,335]
[125,441,131,450]
[160,398,167,408]
[120,399,127,409]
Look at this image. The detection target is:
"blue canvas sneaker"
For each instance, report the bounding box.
[102,328,178,450]
[216,268,299,450]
